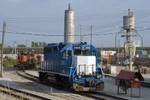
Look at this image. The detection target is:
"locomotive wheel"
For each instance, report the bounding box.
[40,73,49,84]
[39,72,44,82]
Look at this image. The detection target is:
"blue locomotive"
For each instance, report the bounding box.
[39,42,104,91]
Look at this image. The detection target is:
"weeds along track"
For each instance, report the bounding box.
[0,84,51,100]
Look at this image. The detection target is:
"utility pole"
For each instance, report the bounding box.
[90,26,92,44]
[101,44,103,61]
[127,9,134,71]
[118,39,120,64]
[116,9,142,71]
[123,9,136,71]
[80,25,82,42]
[13,41,17,54]
[0,21,6,77]
[26,40,28,52]
[129,26,133,71]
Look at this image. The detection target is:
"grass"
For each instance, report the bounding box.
[3,56,16,67]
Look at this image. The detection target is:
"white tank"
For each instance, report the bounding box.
[123,15,135,30]
[64,4,75,43]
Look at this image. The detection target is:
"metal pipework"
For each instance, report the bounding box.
[115,28,124,47]
[64,3,75,43]
[134,30,143,47]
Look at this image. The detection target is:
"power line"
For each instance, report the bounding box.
[5,26,150,37]
[6,31,64,37]
[6,30,119,37]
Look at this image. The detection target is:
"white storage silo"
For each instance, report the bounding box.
[64,4,75,43]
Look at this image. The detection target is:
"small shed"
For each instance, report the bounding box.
[115,70,144,97]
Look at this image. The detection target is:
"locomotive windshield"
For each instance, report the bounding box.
[74,50,82,55]
[74,50,94,56]
[83,50,90,56]
[73,46,96,56]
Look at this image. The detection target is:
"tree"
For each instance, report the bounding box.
[43,42,47,47]
[39,42,42,47]
[32,42,35,47]
[31,41,47,47]
[34,42,39,47]
[17,44,26,47]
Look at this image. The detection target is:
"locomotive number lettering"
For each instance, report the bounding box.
[73,46,81,49]
[85,46,91,50]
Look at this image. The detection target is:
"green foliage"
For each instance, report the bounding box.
[3,48,13,54]
[17,44,26,47]
[3,56,16,67]
[31,41,47,47]
[2,41,47,54]
[3,47,44,54]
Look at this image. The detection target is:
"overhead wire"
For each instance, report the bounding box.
[1,9,149,41]
[5,29,124,37]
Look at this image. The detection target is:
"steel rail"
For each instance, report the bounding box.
[18,70,128,100]
[0,84,51,100]
[16,71,38,82]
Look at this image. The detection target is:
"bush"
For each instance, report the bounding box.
[3,56,16,67]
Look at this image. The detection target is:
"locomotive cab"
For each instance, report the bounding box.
[69,43,104,91]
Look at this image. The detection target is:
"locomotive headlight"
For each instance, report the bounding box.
[136,54,139,58]
[97,75,100,79]
[78,75,81,79]
[148,54,150,58]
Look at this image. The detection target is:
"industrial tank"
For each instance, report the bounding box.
[64,4,75,43]
[123,16,135,30]
[123,11,135,30]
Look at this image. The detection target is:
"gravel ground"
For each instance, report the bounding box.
[0,93,17,100]
[101,76,150,100]
[1,67,150,100]
[102,65,150,100]
[0,67,94,100]
[26,68,150,100]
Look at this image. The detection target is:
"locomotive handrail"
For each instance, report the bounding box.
[77,64,95,75]
[73,67,77,75]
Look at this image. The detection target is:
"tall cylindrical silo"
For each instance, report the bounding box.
[64,4,75,43]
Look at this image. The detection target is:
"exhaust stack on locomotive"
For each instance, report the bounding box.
[64,3,75,43]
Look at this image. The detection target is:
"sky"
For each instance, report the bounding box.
[0,0,150,47]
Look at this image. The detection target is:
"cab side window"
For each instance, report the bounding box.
[62,51,66,59]
[67,50,72,58]
[92,50,96,56]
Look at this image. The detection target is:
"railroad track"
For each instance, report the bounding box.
[0,83,51,100]
[105,74,150,88]
[141,81,150,88]
[17,71,127,100]
[16,71,89,100]
[16,71,38,82]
